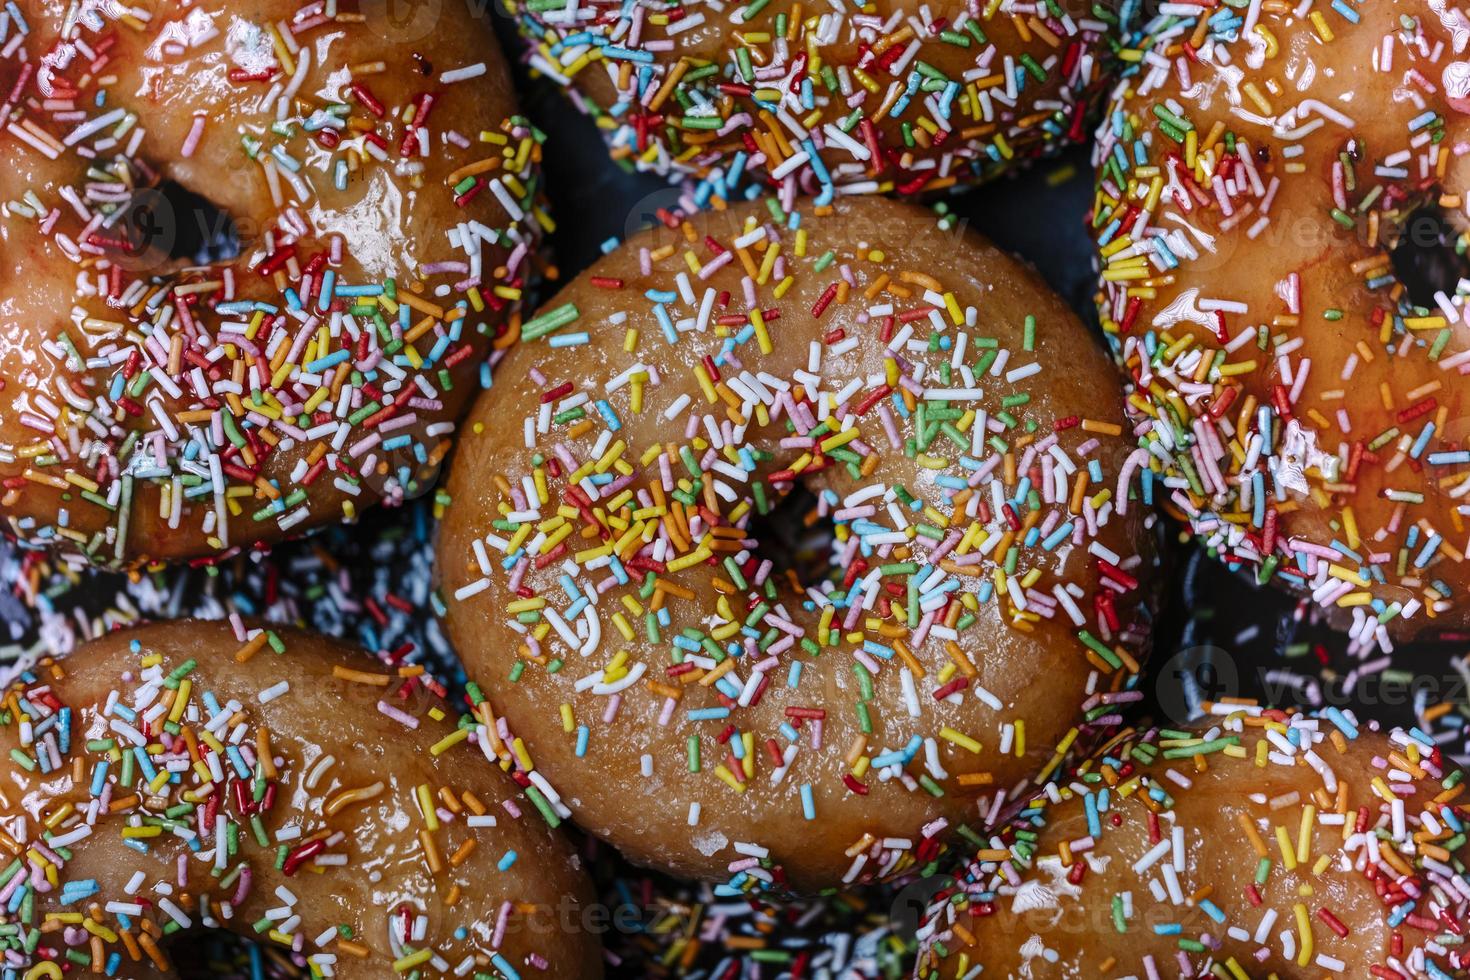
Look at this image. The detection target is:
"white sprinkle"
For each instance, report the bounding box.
[440,62,488,84]
[257,681,290,704]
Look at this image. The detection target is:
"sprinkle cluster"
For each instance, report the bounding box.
[917,708,1470,978]
[1091,0,1470,650]
[0,625,565,979]
[510,0,1110,202]
[0,0,545,565]
[441,197,1155,890]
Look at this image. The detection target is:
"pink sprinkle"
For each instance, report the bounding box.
[376,701,419,729]
[181,114,206,158]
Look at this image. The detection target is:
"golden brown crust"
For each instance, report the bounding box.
[0,0,541,566]
[0,620,602,979]
[437,195,1158,892]
[1092,0,1470,642]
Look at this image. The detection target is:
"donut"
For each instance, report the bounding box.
[509,0,1110,200]
[0,0,546,567]
[436,194,1159,891]
[0,619,601,979]
[1090,0,1470,645]
[914,709,1470,978]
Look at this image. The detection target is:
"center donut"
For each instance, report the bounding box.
[437,195,1159,891]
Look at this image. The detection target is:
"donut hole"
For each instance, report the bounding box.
[115,179,241,269]
[745,482,838,590]
[1389,206,1468,310]
[167,929,302,978]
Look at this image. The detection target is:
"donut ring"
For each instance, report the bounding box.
[1091,0,1470,644]
[0,620,601,979]
[509,0,1108,200]
[916,711,1469,977]
[437,195,1158,891]
[0,0,545,567]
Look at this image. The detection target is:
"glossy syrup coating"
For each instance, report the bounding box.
[508,0,1110,201]
[0,620,602,979]
[1091,0,1470,647]
[436,195,1159,893]
[0,0,546,567]
[915,712,1470,979]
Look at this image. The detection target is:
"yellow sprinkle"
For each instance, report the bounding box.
[1295,804,1315,865]
[943,291,964,325]
[429,728,470,757]
[714,765,746,792]
[121,826,162,839]
[666,546,712,572]
[751,308,773,354]
[1274,825,1297,870]
[820,428,860,452]
[512,737,535,773]
[167,679,191,723]
[1217,360,1258,377]
[1308,9,1333,40]
[1293,903,1313,966]
[415,784,440,831]
[695,364,718,403]
[1255,24,1278,57]
[939,727,982,753]
[393,949,434,973]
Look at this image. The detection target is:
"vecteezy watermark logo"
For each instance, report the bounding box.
[888,873,955,943]
[353,414,450,504]
[1438,412,1470,483]
[360,0,446,43]
[1154,644,1239,724]
[623,185,694,247]
[359,0,507,42]
[110,187,178,273]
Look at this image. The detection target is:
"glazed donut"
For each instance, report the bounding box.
[1091,0,1470,644]
[509,0,1109,200]
[436,194,1158,891]
[0,620,601,979]
[0,0,545,567]
[914,710,1470,978]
